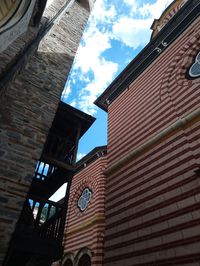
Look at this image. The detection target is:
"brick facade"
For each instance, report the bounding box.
[63,148,107,266]
[103,12,200,266]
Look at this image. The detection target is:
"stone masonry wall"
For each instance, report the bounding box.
[0,1,90,264]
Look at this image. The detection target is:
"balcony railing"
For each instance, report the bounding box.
[44,133,76,164]
[17,196,64,241]
[34,161,56,182]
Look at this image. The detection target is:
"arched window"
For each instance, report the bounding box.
[63,259,73,266]
[78,254,91,266]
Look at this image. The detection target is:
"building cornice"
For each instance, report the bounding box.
[94,0,200,112]
[75,146,107,173]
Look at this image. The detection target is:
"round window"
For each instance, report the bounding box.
[189,52,200,79]
[77,188,92,212]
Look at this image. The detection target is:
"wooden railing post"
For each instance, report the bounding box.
[72,124,81,164]
[58,173,73,242]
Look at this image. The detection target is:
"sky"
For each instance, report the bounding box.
[60,0,174,161]
[50,0,174,201]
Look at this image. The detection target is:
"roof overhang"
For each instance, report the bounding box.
[75,145,107,173]
[94,0,199,112]
[51,101,96,139]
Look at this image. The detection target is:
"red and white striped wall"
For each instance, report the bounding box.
[63,155,107,266]
[105,15,200,266]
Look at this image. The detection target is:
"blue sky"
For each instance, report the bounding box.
[60,0,174,161]
[49,0,174,201]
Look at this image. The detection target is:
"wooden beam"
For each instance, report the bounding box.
[72,124,81,164]
[59,173,73,241]
[41,154,75,172]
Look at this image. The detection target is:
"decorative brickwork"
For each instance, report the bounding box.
[103,14,200,266]
[151,0,189,39]
[63,149,107,266]
[160,28,200,102]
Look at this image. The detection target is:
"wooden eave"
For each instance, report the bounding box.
[43,101,96,156]
[50,101,95,139]
[31,102,95,198]
[94,0,199,112]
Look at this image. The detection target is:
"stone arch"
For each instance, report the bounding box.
[62,253,75,266]
[77,254,91,266]
[69,175,99,218]
[159,30,200,103]
[75,247,92,266]
[63,259,73,266]
[0,0,31,33]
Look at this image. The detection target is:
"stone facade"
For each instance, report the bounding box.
[0,0,38,52]
[0,0,93,264]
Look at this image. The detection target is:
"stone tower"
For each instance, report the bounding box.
[0,0,94,264]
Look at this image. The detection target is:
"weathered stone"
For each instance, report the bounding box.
[0,150,5,157]
[0,197,8,203]
[24,174,33,183]
[6,130,21,140]
[0,1,92,263]
[0,208,19,219]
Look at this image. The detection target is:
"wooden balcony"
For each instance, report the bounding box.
[12,197,64,257]
[4,102,95,266]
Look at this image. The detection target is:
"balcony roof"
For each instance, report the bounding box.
[31,102,96,198]
[51,101,96,139]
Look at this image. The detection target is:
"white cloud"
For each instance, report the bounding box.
[112,17,152,49]
[123,0,138,13]
[139,0,173,18]
[123,0,136,5]
[77,153,86,161]
[74,28,112,74]
[62,81,71,101]
[91,0,116,23]
[63,0,174,115]
[71,1,119,114]
[112,0,173,49]
[69,100,77,107]
[75,41,118,114]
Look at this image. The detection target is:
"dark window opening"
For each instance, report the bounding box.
[78,254,91,266]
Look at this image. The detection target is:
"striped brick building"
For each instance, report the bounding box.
[95,0,200,265]
[62,146,107,266]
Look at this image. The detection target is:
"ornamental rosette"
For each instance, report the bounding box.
[189,52,200,78]
[78,188,92,212]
